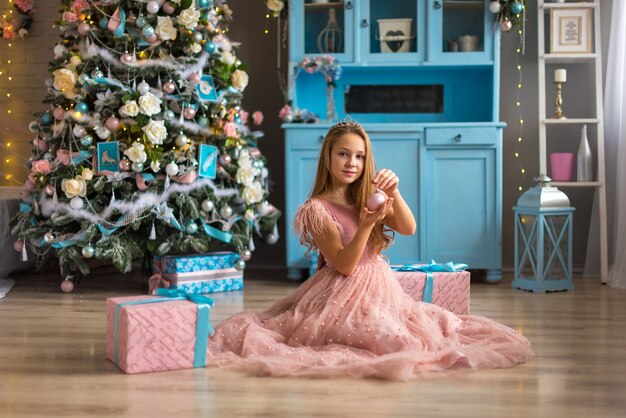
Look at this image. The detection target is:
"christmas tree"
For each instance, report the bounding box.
[11,0,280,289]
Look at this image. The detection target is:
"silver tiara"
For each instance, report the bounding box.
[331,115,361,129]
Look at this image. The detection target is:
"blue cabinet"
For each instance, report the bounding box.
[283,1,504,281]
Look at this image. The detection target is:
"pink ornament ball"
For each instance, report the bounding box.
[367,191,387,211]
[163,81,176,94]
[61,280,75,293]
[119,159,131,171]
[13,240,24,253]
[183,107,196,119]
[120,53,134,64]
[45,184,55,196]
[146,34,158,44]
[34,137,49,152]
[163,2,176,14]
[78,22,91,36]
[24,179,35,193]
[500,20,513,32]
[106,116,120,131]
[188,72,201,83]
[53,107,66,120]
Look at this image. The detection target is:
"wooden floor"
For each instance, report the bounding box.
[1,268,625,418]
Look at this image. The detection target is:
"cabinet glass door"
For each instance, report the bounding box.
[428,0,493,64]
[291,0,355,62]
[362,0,422,63]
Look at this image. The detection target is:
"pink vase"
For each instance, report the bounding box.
[550,152,575,181]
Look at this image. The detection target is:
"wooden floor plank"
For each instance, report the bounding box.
[1,268,625,418]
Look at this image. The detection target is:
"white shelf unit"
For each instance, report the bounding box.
[537,0,608,283]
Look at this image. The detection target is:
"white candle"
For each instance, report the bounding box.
[555,69,567,83]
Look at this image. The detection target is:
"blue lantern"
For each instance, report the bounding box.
[513,175,575,293]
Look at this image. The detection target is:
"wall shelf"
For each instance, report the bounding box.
[537,0,608,283]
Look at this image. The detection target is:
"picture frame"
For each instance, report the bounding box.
[96,141,120,173]
[550,8,593,54]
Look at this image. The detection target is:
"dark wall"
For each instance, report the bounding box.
[228,1,288,270]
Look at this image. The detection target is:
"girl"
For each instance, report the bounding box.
[205,121,533,380]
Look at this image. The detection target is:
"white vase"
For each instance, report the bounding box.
[577,124,593,181]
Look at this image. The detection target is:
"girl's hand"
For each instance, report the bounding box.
[373,169,399,196]
[360,197,394,227]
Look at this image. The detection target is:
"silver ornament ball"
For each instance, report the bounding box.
[235,259,246,271]
[220,205,233,218]
[44,232,55,244]
[163,110,176,121]
[192,31,204,43]
[137,81,150,95]
[201,199,214,212]
[241,249,252,261]
[70,197,84,210]
[131,162,144,173]
[266,232,279,245]
[175,134,188,147]
[81,245,95,258]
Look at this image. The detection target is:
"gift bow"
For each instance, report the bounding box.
[391,261,468,303]
[148,273,171,295]
[113,289,215,368]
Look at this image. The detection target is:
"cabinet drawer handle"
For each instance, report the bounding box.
[361,19,368,28]
[434,1,442,9]
[453,134,462,143]
[346,1,353,10]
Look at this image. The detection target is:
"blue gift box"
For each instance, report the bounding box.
[152,252,244,294]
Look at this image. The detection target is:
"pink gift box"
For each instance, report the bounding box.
[106,295,208,374]
[393,270,471,315]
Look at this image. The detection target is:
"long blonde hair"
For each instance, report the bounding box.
[310,122,393,254]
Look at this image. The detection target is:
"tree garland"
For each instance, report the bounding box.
[1,0,36,40]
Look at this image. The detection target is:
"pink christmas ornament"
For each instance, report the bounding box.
[34,138,49,152]
[23,179,35,193]
[61,280,75,293]
[367,190,387,211]
[188,72,201,83]
[120,53,134,64]
[163,81,176,94]
[53,107,66,120]
[500,20,513,32]
[106,116,120,131]
[146,34,158,44]
[119,160,131,171]
[163,2,176,14]
[13,240,24,253]
[183,107,196,119]
[45,184,55,196]
[78,22,90,35]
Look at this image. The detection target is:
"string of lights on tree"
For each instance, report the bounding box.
[490,0,527,194]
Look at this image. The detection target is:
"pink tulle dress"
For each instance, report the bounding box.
[205,198,533,380]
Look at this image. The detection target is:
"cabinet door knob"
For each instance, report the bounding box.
[345,1,353,10]
[453,134,462,143]
[361,19,368,28]
[434,1,442,9]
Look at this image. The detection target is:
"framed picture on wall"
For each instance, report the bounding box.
[550,8,593,54]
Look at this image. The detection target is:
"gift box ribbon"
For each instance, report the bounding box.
[391,261,468,303]
[113,289,215,368]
